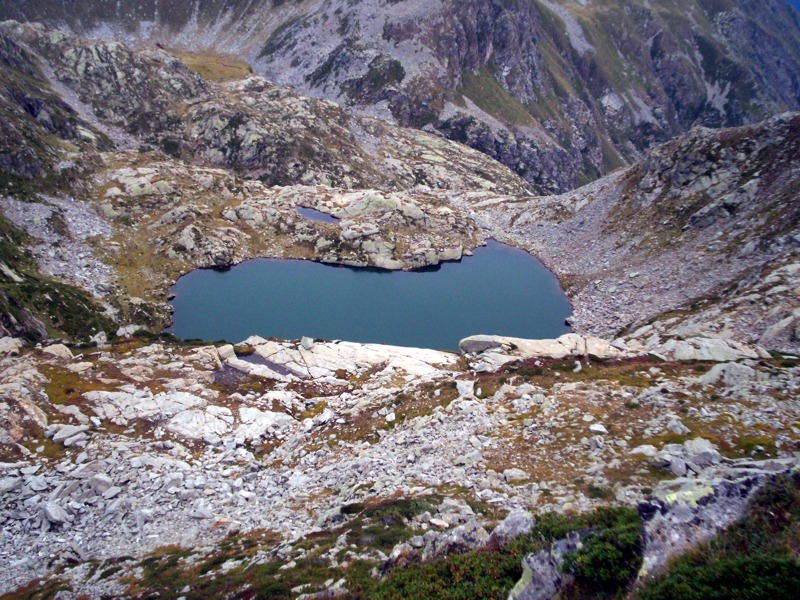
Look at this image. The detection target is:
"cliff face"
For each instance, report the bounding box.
[2,0,799,193]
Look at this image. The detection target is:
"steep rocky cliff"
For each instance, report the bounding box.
[2,0,799,193]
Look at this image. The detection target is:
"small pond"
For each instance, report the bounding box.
[295,207,339,223]
[166,240,571,350]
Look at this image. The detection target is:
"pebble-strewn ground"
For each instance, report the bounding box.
[1,333,797,595]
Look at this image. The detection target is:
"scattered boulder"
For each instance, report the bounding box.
[41,344,73,360]
[421,521,489,560]
[486,510,534,549]
[0,337,23,356]
[699,362,766,386]
[509,531,587,600]
[42,501,69,525]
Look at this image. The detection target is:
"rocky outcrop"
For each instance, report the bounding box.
[639,458,800,576]
[0,323,797,595]
[0,21,529,196]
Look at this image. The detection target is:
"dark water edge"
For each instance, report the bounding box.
[295,207,339,223]
[166,240,572,351]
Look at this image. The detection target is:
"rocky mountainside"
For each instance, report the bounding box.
[469,113,800,352]
[0,20,528,341]
[0,18,798,600]
[2,0,799,193]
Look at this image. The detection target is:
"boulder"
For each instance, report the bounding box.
[42,344,73,360]
[509,531,586,600]
[0,337,23,356]
[51,425,90,443]
[649,337,770,362]
[0,476,22,495]
[682,438,722,469]
[456,380,476,397]
[486,510,534,549]
[699,362,766,386]
[640,462,800,577]
[421,521,489,560]
[43,501,69,525]
[503,468,529,483]
[167,408,233,443]
[236,407,297,441]
[89,473,114,494]
[217,344,236,360]
[458,334,627,361]
[630,445,658,458]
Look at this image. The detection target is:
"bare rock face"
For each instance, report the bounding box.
[3,1,798,193]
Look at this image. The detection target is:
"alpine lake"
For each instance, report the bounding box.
[167,239,572,351]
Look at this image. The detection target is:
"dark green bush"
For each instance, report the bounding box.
[563,507,643,595]
[638,555,800,600]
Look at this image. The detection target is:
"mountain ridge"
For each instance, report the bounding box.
[2,0,799,193]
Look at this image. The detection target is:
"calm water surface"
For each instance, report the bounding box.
[167,240,571,350]
[295,207,339,223]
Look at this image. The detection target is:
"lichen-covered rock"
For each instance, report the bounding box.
[509,531,587,600]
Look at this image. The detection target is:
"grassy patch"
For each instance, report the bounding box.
[0,578,72,600]
[173,50,253,81]
[458,68,536,127]
[41,364,116,406]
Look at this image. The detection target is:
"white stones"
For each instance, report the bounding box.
[0,477,22,495]
[51,425,91,444]
[86,389,206,424]
[682,438,722,468]
[167,409,232,443]
[588,423,608,435]
[0,337,23,356]
[456,380,476,398]
[216,344,236,361]
[699,362,766,386]
[89,473,113,494]
[459,333,629,369]
[313,408,335,426]
[630,445,658,458]
[649,337,770,362]
[116,324,142,338]
[248,338,458,380]
[667,419,690,435]
[503,468,528,482]
[236,407,297,441]
[41,344,73,360]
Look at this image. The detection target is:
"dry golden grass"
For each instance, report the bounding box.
[173,50,253,81]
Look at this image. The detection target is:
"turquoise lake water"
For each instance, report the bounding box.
[166,240,572,350]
